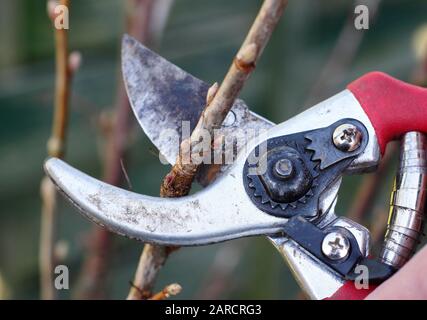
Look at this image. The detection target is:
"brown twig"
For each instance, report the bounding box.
[40,0,79,300]
[161,0,288,197]
[127,245,178,300]
[74,0,173,299]
[127,0,288,300]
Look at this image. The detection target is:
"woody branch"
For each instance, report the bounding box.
[127,0,288,300]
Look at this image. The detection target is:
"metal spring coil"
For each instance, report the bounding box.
[380,132,427,268]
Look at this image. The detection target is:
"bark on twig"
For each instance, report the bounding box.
[127,245,176,300]
[40,0,79,300]
[74,0,173,299]
[161,0,288,197]
[127,0,288,300]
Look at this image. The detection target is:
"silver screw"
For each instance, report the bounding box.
[333,124,362,152]
[321,231,350,260]
[274,158,293,179]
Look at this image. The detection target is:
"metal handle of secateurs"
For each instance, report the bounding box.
[380,132,427,269]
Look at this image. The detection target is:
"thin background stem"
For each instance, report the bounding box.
[305,0,382,107]
[40,0,78,300]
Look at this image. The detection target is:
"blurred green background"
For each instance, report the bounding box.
[1,0,427,299]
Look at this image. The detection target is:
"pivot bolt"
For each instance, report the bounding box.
[257,146,313,204]
[322,231,350,260]
[274,158,293,179]
[333,124,362,152]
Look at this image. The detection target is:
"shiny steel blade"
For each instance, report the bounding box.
[44,89,380,246]
[45,158,286,246]
[122,34,273,167]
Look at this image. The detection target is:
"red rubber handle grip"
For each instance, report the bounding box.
[347,72,427,154]
[324,281,377,300]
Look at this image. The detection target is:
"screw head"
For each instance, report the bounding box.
[274,158,294,179]
[321,231,350,260]
[333,124,362,152]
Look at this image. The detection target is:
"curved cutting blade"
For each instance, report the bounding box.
[44,89,380,246]
[122,34,273,168]
[45,158,286,246]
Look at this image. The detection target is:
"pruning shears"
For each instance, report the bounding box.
[44,35,427,299]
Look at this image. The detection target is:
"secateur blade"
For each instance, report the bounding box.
[45,93,369,246]
[45,63,382,247]
[122,34,273,181]
[43,36,284,247]
[44,157,286,246]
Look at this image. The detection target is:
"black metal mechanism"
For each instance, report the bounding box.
[243,119,368,219]
[243,118,396,282]
[282,216,396,282]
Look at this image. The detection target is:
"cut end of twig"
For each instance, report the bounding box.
[149,283,182,300]
[235,43,258,72]
[166,283,182,296]
[160,164,195,198]
[206,82,219,105]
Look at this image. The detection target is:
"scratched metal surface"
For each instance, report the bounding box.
[122,35,274,184]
